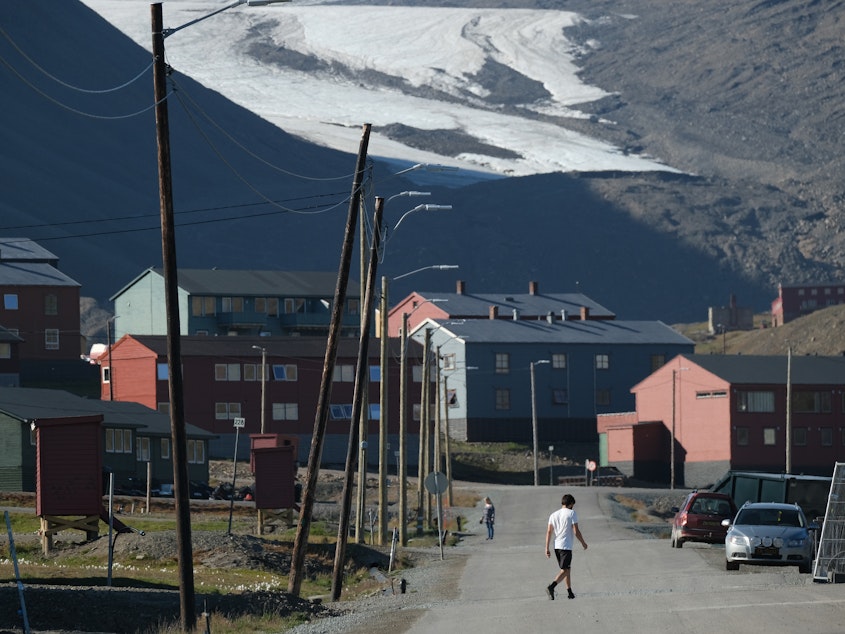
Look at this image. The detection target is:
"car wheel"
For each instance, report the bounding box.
[726,560,739,571]
[799,561,811,574]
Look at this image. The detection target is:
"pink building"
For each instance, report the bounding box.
[598,354,845,487]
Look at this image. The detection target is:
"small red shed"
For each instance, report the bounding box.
[251,445,297,510]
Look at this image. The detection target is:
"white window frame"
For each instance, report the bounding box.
[45,328,59,350]
[272,402,299,420]
[137,436,150,462]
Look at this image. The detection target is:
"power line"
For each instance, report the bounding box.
[172,75,356,183]
[0,24,153,94]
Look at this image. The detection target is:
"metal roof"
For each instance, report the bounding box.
[0,262,80,287]
[168,268,355,296]
[685,354,845,385]
[0,387,213,438]
[413,291,615,319]
[415,318,693,345]
[123,334,397,359]
[0,238,59,262]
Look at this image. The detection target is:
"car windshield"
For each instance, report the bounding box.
[691,498,732,515]
[735,508,804,527]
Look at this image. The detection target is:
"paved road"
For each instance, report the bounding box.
[407,484,845,633]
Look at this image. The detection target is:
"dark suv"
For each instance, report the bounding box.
[670,490,737,548]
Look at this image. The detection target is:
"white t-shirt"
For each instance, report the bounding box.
[548,507,579,550]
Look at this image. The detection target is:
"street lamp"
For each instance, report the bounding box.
[150,2,288,628]
[251,345,267,433]
[530,360,550,487]
[549,445,554,486]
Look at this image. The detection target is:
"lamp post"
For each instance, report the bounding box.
[549,445,554,486]
[530,360,550,487]
[252,345,267,433]
[151,1,288,628]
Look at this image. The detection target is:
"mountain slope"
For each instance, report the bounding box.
[2,0,843,327]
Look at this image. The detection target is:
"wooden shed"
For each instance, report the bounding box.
[34,415,103,516]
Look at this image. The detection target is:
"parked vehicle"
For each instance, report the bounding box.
[189,480,213,499]
[157,483,174,497]
[723,502,815,573]
[670,491,737,548]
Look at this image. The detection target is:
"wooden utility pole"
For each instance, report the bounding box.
[421,328,432,529]
[378,271,388,545]
[398,312,409,545]
[331,197,383,600]
[151,5,195,630]
[786,346,792,474]
[288,123,371,597]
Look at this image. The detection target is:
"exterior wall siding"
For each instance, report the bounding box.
[0,285,80,360]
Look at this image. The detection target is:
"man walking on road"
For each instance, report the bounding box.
[545,493,588,600]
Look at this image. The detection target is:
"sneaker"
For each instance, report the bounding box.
[546,584,555,600]
[567,589,575,600]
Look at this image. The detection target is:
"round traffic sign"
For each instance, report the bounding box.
[586,460,597,472]
[424,471,449,494]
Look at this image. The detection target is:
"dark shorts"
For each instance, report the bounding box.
[554,549,573,570]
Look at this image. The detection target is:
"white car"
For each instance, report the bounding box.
[722,502,814,573]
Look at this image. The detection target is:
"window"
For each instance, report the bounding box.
[187,439,205,464]
[793,391,832,413]
[191,296,215,316]
[44,294,57,315]
[552,353,566,369]
[267,298,279,316]
[44,329,59,350]
[221,297,244,313]
[821,427,833,447]
[255,297,266,313]
[157,402,169,415]
[284,298,305,314]
[215,402,241,420]
[272,402,299,420]
[595,354,609,370]
[105,428,132,454]
[736,427,749,446]
[215,363,240,381]
[552,389,568,404]
[412,404,421,421]
[495,388,510,410]
[596,389,611,406]
[442,353,456,370]
[495,353,509,374]
[334,365,355,382]
[4,294,18,310]
[650,354,666,372]
[696,391,727,399]
[348,299,360,316]
[369,404,380,420]
[330,404,354,420]
[446,389,458,408]
[244,364,266,382]
[102,366,111,383]
[736,390,775,413]
[370,365,381,382]
[0,343,9,359]
[793,427,807,446]
[763,427,777,446]
[157,363,169,380]
[273,364,298,381]
[161,438,170,459]
[137,437,150,462]
[412,365,423,383]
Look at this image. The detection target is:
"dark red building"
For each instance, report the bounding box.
[101,334,412,465]
[771,282,845,326]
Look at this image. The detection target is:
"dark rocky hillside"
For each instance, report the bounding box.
[6,1,845,331]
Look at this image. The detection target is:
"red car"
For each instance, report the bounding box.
[670,491,737,548]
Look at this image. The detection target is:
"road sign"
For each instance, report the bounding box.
[233,417,245,429]
[424,471,449,494]
[586,459,597,472]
